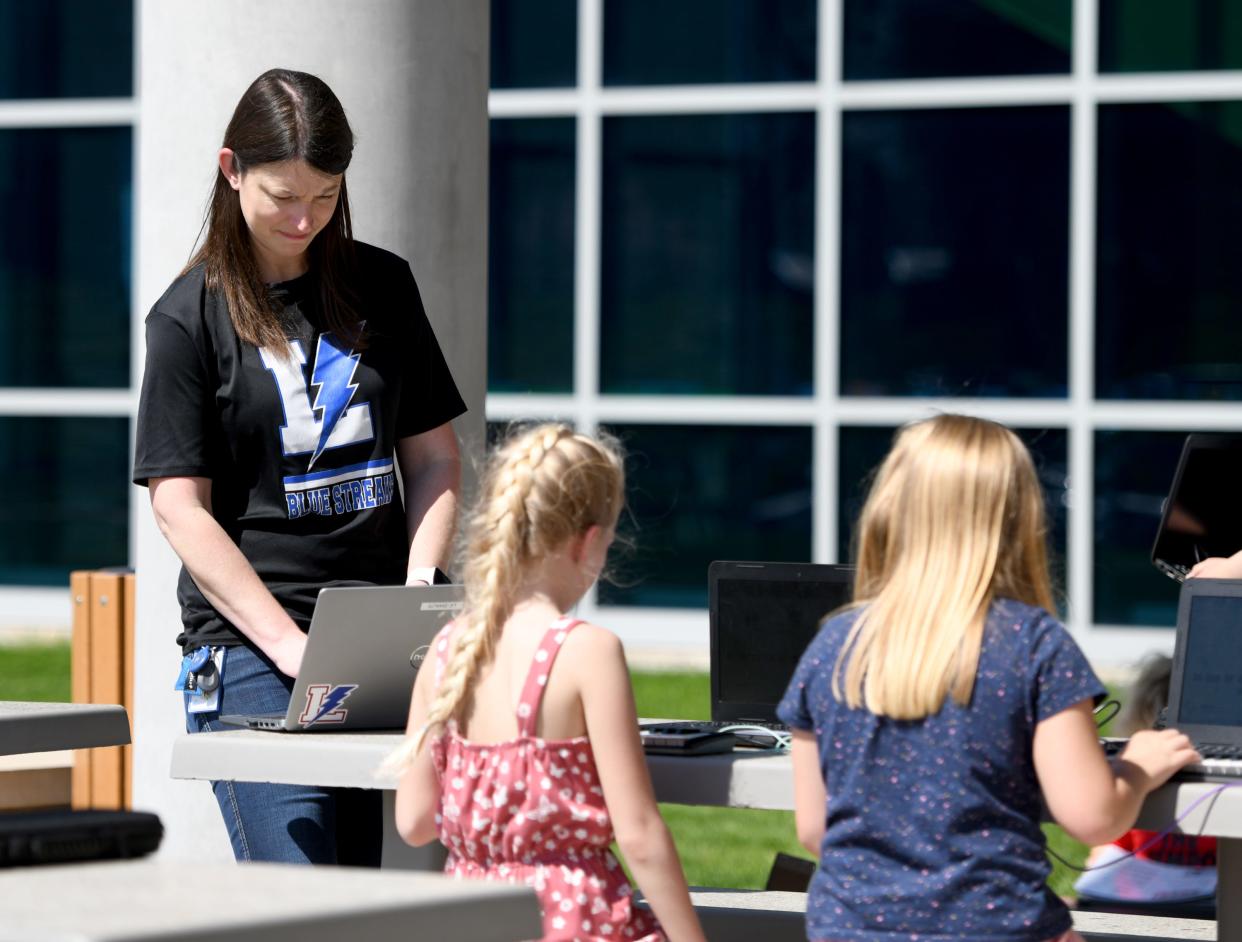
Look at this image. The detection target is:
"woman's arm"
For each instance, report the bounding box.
[396,423,461,582]
[790,730,827,855]
[149,476,307,677]
[1034,699,1200,845]
[393,645,441,846]
[574,627,707,942]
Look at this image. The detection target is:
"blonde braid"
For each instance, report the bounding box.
[380,424,574,773]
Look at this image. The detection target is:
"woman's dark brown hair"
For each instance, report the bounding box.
[187,68,362,351]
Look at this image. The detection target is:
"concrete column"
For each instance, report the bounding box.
[132,0,488,861]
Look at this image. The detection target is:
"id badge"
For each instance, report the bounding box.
[186,647,225,714]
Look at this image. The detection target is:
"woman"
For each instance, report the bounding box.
[133,68,466,865]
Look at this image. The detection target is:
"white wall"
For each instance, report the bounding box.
[131,0,488,861]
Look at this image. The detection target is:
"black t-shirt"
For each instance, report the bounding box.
[133,242,467,651]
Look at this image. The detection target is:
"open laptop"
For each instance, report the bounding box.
[641,561,854,752]
[1104,578,1242,780]
[220,583,463,732]
[1151,433,1242,582]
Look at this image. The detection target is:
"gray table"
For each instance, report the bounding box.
[0,701,130,756]
[0,859,541,941]
[171,730,1236,935]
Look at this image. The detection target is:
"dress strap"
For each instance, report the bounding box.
[431,620,458,694]
[515,617,584,737]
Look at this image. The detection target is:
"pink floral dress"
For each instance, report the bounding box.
[431,617,665,942]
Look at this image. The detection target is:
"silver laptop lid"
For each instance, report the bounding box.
[708,561,854,724]
[284,583,464,730]
[1167,578,1242,744]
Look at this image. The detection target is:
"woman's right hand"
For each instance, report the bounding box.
[1117,728,1201,793]
[269,631,308,679]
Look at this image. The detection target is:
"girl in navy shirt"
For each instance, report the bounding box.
[778,414,1200,942]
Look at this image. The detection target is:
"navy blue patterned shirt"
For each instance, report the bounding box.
[777,598,1106,942]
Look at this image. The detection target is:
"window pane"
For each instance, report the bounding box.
[1094,430,1185,626]
[0,0,132,99]
[0,417,128,585]
[840,107,1069,398]
[603,0,816,86]
[843,0,1071,80]
[1100,0,1242,73]
[491,0,577,88]
[599,424,812,608]
[489,119,575,393]
[601,113,814,395]
[1096,102,1242,400]
[837,425,1068,595]
[0,127,131,387]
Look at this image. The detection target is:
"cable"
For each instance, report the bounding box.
[717,725,792,751]
[1093,699,1121,729]
[1046,781,1239,873]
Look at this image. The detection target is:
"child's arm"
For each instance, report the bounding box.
[572,626,708,942]
[392,652,442,847]
[790,729,827,855]
[1033,698,1200,846]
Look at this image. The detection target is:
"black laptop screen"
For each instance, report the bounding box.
[1153,435,1242,572]
[716,574,852,709]
[1177,595,1242,728]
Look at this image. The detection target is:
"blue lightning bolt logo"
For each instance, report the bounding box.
[301,684,358,726]
[308,334,362,468]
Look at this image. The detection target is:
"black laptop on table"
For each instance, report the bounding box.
[1103,578,1242,781]
[641,561,854,754]
[1151,434,1242,582]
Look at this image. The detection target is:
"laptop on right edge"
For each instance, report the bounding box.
[1151,433,1242,582]
[1163,578,1242,781]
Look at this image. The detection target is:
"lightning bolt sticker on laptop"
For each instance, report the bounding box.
[299,683,359,726]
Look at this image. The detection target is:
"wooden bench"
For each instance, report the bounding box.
[636,890,1218,942]
[0,750,71,812]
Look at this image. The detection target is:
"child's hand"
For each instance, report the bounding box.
[1116,728,1201,792]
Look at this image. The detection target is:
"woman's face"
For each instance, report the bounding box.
[218,150,342,282]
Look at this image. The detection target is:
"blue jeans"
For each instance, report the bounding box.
[183,643,382,866]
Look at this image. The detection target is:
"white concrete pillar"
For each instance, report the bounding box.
[132,0,488,861]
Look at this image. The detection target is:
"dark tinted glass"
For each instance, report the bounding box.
[601,113,814,395]
[837,425,1068,594]
[1100,0,1242,73]
[1096,102,1242,400]
[489,119,575,393]
[603,0,816,86]
[0,417,128,585]
[598,424,812,608]
[840,107,1069,398]
[0,0,132,99]
[491,0,577,88]
[0,127,131,387]
[1094,430,1185,626]
[843,0,1071,80]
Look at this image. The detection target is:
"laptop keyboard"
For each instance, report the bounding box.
[641,720,787,749]
[1101,737,1242,780]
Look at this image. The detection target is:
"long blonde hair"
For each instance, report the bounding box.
[834,414,1054,720]
[389,424,624,767]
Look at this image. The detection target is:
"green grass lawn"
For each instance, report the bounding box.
[0,641,70,702]
[0,642,1088,894]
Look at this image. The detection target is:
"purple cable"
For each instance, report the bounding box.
[1051,781,1241,873]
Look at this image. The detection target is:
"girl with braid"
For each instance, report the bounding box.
[390,424,706,942]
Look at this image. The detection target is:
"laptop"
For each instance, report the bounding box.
[1103,578,1242,780]
[0,810,163,868]
[1151,433,1242,582]
[220,583,464,732]
[641,561,854,752]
